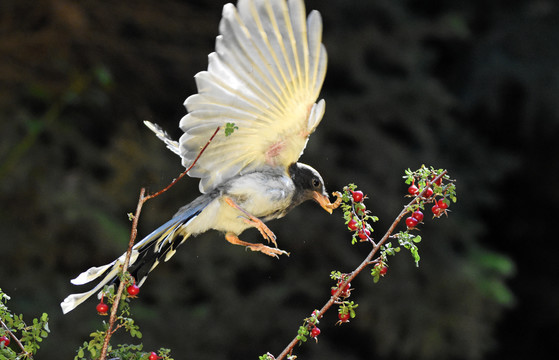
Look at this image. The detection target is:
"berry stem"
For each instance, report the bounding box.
[275,170,448,360]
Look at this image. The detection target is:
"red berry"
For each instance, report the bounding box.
[358,228,370,240]
[341,282,351,297]
[332,282,351,297]
[338,312,350,323]
[408,184,419,195]
[405,216,419,229]
[424,187,434,197]
[432,204,442,217]
[127,284,140,297]
[374,263,388,276]
[432,175,442,186]
[411,210,424,222]
[347,218,359,231]
[96,302,109,315]
[148,352,159,360]
[437,199,449,210]
[351,190,364,203]
[310,327,321,338]
[0,335,10,347]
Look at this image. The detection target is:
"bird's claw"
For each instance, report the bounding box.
[255,222,277,246]
[246,244,289,258]
[225,232,288,258]
[241,217,277,246]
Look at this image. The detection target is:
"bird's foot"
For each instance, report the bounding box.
[224,196,277,246]
[225,233,289,258]
[242,218,277,246]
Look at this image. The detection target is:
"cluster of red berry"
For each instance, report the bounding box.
[329,273,360,325]
[405,175,451,229]
[95,282,141,315]
[345,190,374,241]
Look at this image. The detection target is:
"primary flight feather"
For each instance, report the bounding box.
[61,0,333,314]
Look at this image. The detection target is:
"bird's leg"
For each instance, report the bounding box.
[225,233,289,258]
[223,197,278,247]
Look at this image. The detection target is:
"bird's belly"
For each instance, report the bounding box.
[185,170,295,236]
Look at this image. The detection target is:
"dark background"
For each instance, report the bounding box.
[1,0,557,359]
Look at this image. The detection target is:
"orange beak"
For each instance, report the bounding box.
[313,191,334,214]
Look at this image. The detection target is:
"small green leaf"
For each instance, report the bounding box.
[224,122,239,136]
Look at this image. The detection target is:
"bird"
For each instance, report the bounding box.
[61,0,338,314]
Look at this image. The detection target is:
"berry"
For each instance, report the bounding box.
[432,175,442,186]
[424,187,434,197]
[437,199,449,210]
[96,302,109,315]
[148,352,159,360]
[412,210,424,222]
[432,204,443,217]
[408,184,419,196]
[358,228,371,240]
[331,282,351,297]
[374,263,388,276]
[0,335,10,347]
[351,190,364,203]
[340,282,351,297]
[405,216,419,229]
[379,266,388,276]
[347,218,359,231]
[338,312,350,323]
[127,284,140,297]
[310,327,321,338]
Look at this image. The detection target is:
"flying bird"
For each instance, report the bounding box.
[61,0,336,314]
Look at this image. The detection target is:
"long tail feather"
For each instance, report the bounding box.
[61,200,207,314]
[144,121,181,156]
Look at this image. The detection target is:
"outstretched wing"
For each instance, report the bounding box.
[179,0,327,193]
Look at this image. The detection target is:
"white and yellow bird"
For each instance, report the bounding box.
[61,0,335,314]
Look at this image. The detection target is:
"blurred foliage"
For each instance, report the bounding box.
[1,0,558,359]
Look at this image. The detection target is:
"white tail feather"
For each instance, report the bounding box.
[144,121,181,156]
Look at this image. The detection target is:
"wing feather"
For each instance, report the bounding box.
[179,0,327,193]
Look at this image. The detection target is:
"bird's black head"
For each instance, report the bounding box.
[288,162,332,213]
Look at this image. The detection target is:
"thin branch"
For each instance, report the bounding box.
[98,188,147,360]
[97,126,220,360]
[143,126,220,202]
[275,171,447,360]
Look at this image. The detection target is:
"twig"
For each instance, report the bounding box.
[275,171,447,360]
[98,188,147,360]
[143,126,220,202]
[97,126,220,360]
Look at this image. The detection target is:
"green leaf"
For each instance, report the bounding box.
[224,122,239,136]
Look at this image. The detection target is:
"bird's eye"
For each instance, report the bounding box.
[312,177,321,188]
